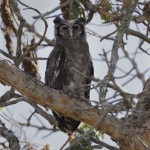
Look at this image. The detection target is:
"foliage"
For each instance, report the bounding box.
[70,138,93,150]
[70,124,102,150]
[98,0,112,21]
[69,1,82,19]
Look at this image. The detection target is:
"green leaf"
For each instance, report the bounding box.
[69,124,105,149]
[98,0,112,21]
[70,137,92,150]
[69,2,81,19]
[99,0,112,10]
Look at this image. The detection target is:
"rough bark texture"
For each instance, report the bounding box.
[0,58,121,136]
[0,58,150,150]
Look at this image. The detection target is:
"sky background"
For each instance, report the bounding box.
[0,0,150,149]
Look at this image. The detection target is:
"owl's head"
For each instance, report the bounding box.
[54,16,86,39]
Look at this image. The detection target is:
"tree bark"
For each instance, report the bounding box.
[0,58,150,150]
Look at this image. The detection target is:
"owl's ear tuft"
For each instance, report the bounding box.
[53,16,63,25]
[77,18,86,25]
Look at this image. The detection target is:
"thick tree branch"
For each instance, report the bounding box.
[0,59,149,150]
[0,58,121,139]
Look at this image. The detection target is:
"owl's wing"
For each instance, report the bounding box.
[45,46,80,134]
[45,46,93,134]
[85,61,94,99]
[45,45,66,89]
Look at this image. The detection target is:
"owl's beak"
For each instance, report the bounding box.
[69,30,73,38]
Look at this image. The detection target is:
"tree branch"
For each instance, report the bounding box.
[0,120,20,150]
[0,58,121,140]
[0,58,149,150]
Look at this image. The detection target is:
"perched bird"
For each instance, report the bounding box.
[45,16,94,134]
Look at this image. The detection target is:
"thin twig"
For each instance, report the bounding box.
[33,0,72,19]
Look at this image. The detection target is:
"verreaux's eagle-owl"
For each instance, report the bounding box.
[45,16,94,134]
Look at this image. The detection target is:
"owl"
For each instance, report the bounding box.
[45,16,94,135]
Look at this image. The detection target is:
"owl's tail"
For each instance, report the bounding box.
[52,111,80,134]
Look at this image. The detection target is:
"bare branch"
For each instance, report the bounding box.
[127,28,150,45]
[10,0,55,46]
[110,0,138,74]
[0,58,122,140]
[0,120,20,150]
[0,58,148,150]
[33,0,72,19]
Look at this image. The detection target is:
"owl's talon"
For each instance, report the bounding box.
[64,90,74,98]
[79,96,91,105]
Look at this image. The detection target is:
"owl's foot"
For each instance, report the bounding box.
[64,90,74,98]
[74,95,91,105]
[64,91,91,105]
[80,96,91,105]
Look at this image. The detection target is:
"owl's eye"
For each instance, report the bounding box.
[60,25,68,31]
[73,24,80,30]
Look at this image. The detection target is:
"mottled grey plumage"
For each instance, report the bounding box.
[45,16,94,134]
